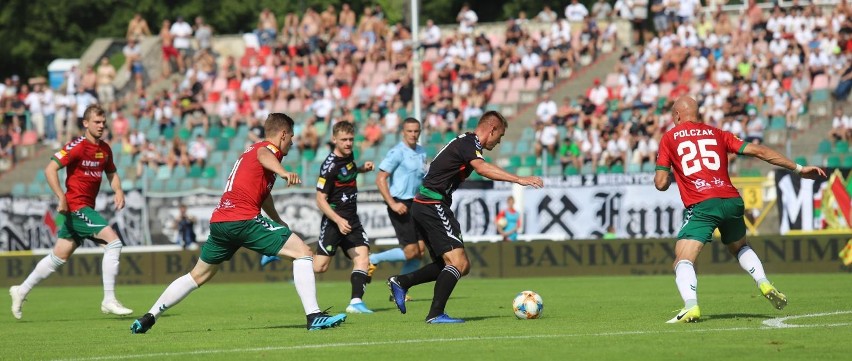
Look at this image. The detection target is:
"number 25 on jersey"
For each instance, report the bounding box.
[677,139,720,176]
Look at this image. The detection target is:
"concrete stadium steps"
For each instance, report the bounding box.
[0,147,54,195]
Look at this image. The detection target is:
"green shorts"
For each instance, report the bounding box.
[677,197,746,245]
[57,207,110,244]
[200,215,292,265]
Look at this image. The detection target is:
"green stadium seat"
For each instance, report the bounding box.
[12,183,25,195]
[826,155,841,168]
[150,181,165,192]
[534,167,544,176]
[302,148,316,161]
[162,127,175,140]
[769,116,786,130]
[178,128,191,141]
[465,117,478,130]
[178,178,194,191]
[794,156,807,166]
[517,167,533,176]
[836,140,849,154]
[172,166,187,179]
[627,163,641,173]
[314,121,328,138]
[812,89,830,102]
[844,156,852,168]
[641,162,654,172]
[817,140,832,155]
[188,165,203,178]
[523,155,537,167]
[521,128,535,142]
[515,141,530,155]
[216,137,230,151]
[208,152,224,166]
[509,155,522,168]
[596,166,609,174]
[155,166,171,180]
[361,147,378,162]
[500,141,515,154]
[429,132,442,144]
[564,166,579,176]
[221,127,236,139]
[610,164,624,174]
[203,166,217,179]
[165,179,180,192]
[207,126,222,138]
[34,171,46,183]
[581,163,593,174]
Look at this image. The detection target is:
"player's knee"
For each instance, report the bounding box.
[313,262,329,273]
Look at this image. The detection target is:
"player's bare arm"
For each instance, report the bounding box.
[44,160,68,212]
[316,191,351,234]
[470,158,544,188]
[257,146,300,186]
[376,170,407,215]
[741,143,827,180]
[654,170,672,191]
[261,194,288,228]
[359,161,374,173]
[106,172,125,210]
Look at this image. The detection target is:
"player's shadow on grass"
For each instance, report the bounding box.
[705,313,772,321]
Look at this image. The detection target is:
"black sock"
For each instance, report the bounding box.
[426,265,461,320]
[351,270,368,300]
[397,262,442,289]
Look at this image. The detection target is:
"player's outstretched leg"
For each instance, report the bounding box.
[733,244,787,310]
[130,272,200,334]
[101,240,133,316]
[668,259,700,323]
[10,252,66,320]
[424,264,464,324]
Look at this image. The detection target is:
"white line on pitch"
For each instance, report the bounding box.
[51,319,852,361]
[762,310,852,328]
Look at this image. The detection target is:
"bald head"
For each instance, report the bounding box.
[671,96,699,125]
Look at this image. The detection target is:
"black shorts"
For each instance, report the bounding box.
[388,198,421,246]
[411,200,463,260]
[316,216,369,257]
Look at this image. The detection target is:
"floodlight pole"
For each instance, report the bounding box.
[411,0,422,125]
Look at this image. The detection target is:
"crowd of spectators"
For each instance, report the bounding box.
[5,1,852,179]
[534,0,852,174]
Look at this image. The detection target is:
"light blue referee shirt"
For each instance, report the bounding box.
[379,142,427,200]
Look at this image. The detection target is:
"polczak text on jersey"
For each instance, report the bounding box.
[672,129,715,140]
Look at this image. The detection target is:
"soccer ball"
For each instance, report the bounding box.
[512,290,543,319]
[496,217,508,229]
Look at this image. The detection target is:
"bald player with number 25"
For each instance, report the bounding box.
[654,96,826,323]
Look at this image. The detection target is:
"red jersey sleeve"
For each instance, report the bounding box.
[104,144,117,174]
[51,142,78,168]
[655,133,672,172]
[722,130,747,155]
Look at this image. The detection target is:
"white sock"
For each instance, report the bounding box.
[148,273,198,318]
[19,253,65,298]
[350,298,362,305]
[737,246,769,285]
[102,240,122,302]
[292,257,321,315]
[674,260,698,308]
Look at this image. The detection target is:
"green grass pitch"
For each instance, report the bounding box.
[2,274,850,360]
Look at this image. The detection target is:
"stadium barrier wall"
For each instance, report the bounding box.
[1,172,787,252]
[1,235,849,287]
[776,168,852,235]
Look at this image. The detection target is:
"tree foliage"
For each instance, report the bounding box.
[0,0,591,79]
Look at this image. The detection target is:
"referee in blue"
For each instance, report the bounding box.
[369,118,428,290]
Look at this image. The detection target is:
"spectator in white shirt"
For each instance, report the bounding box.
[536,5,558,23]
[536,93,558,124]
[592,0,613,20]
[457,4,478,34]
[188,134,209,168]
[24,84,45,141]
[423,19,441,49]
[218,96,239,128]
[588,78,609,108]
[676,0,701,24]
[170,16,193,69]
[829,109,851,141]
[565,0,589,22]
[535,120,560,158]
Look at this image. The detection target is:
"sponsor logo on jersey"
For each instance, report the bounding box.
[54,150,68,160]
[265,144,280,154]
[475,150,483,159]
[340,167,348,176]
[94,152,104,159]
[317,177,326,188]
[81,160,101,167]
[693,178,712,191]
[346,162,353,170]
